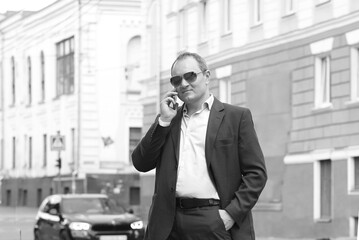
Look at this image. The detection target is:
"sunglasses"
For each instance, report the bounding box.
[170,71,204,87]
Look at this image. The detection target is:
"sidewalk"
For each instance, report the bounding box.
[0,205,38,218]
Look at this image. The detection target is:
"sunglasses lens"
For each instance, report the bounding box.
[183,72,197,82]
[170,76,182,87]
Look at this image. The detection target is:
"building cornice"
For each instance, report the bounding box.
[284,146,359,164]
[206,10,359,65]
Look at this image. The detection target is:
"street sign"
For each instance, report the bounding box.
[51,132,65,151]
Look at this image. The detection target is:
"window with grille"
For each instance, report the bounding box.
[56,37,74,96]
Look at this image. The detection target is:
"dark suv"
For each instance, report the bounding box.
[34,194,144,240]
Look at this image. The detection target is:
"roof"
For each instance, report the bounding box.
[51,194,109,199]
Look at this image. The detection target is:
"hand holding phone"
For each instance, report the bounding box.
[160,89,178,122]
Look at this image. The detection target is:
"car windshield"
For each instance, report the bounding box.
[62,198,125,214]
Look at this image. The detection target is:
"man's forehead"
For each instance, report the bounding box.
[172,57,199,73]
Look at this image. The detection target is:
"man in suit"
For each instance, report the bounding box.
[132,52,267,240]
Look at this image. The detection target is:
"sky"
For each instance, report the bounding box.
[0,0,57,14]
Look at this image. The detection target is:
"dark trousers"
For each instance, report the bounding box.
[167,206,232,240]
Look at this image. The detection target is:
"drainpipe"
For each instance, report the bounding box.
[0,30,4,171]
[156,0,162,113]
[75,0,82,194]
[0,29,4,204]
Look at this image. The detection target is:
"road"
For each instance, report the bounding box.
[0,206,38,240]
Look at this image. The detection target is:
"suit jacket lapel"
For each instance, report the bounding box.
[170,107,183,163]
[205,97,225,168]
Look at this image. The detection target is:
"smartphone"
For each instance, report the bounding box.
[169,90,177,110]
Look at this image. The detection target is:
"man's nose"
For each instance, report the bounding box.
[179,77,190,87]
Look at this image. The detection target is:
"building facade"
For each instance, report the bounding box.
[0,0,143,210]
[138,0,359,238]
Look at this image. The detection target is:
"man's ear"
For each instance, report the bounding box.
[205,70,210,84]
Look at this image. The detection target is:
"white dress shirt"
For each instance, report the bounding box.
[159,95,219,199]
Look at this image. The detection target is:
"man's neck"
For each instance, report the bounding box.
[186,93,210,116]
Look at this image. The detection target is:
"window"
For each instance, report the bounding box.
[37,188,42,207]
[223,0,232,34]
[314,159,332,221]
[350,47,359,101]
[40,51,45,102]
[129,187,140,205]
[0,139,3,169]
[6,190,11,206]
[315,56,331,108]
[284,0,294,15]
[178,10,187,51]
[199,0,208,42]
[56,37,74,96]
[43,134,47,167]
[219,78,231,103]
[317,0,330,5]
[23,189,28,206]
[350,216,359,237]
[254,0,262,25]
[27,57,32,105]
[12,137,16,169]
[18,188,22,206]
[11,56,15,105]
[29,136,32,169]
[129,128,141,163]
[348,156,359,193]
[71,128,75,165]
[354,157,359,191]
[126,36,141,84]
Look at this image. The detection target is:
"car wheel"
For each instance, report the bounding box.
[34,230,41,240]
[60,230,71,240]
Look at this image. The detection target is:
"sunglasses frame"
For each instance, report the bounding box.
[170,71,204,87]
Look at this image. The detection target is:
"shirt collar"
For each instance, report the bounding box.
[183,94,214,114]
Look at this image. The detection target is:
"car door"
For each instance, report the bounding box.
[36,199,52,240]
[46,197,62,240]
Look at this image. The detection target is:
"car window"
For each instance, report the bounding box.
[62,198,125,214]
[39,198,49,212]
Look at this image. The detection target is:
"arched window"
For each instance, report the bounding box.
[125,36,141,82]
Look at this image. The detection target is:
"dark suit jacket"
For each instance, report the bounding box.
[132,97,267,240]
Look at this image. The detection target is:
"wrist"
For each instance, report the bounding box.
[159,116,171,127]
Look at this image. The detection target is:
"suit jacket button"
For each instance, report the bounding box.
[170,187,175,192]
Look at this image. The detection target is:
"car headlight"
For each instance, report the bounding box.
[69,222,91,231]
[130,220,143,229]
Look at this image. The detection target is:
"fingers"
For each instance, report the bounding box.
[163,89,178,99]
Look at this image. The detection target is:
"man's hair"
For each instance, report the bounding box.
[170,52,208,75]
